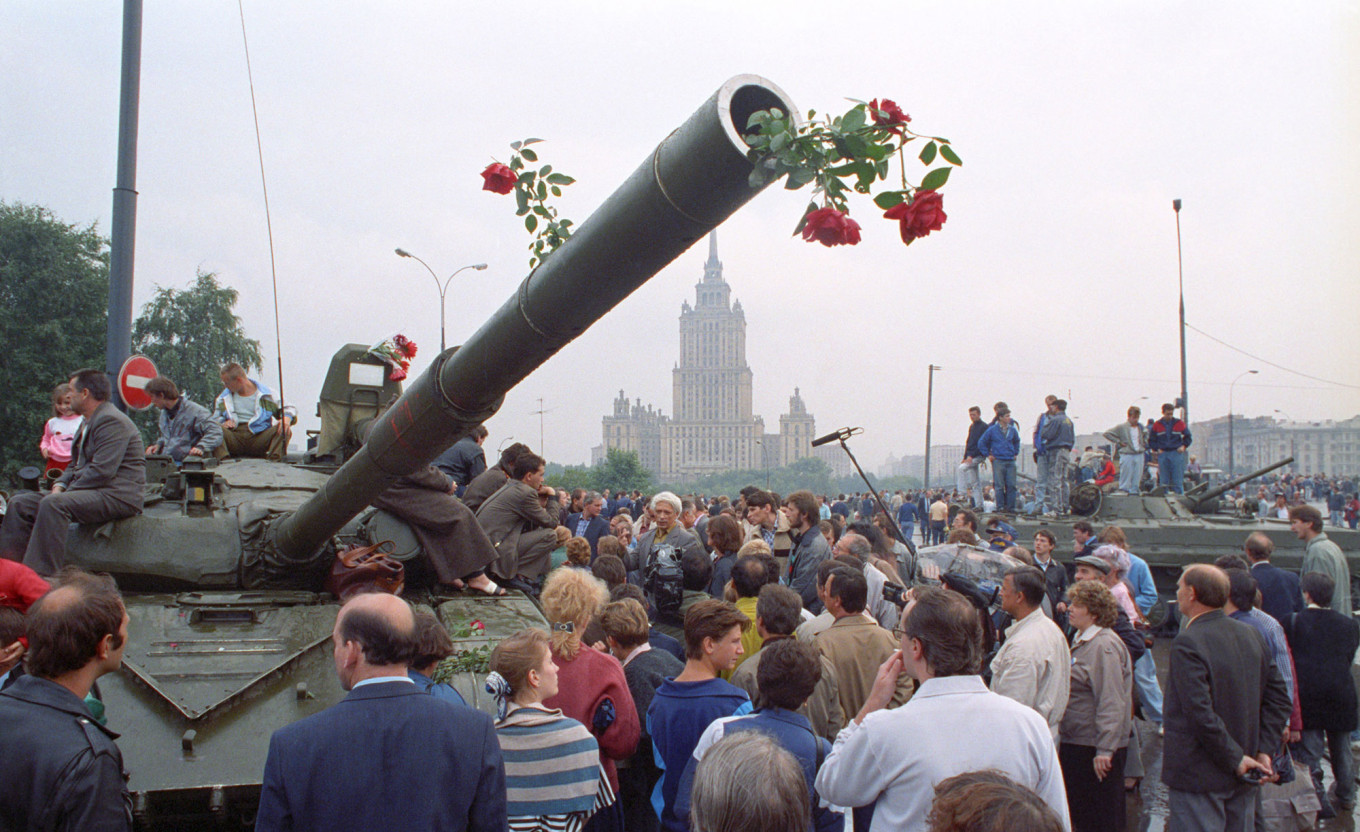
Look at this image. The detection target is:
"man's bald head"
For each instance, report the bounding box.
[336,592,416,669]
[1181,564,1229,610]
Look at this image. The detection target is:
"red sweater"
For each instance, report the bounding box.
[0,560,49,612]
[544,644,641,792]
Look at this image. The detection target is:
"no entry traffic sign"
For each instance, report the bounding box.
[117,355,158,410]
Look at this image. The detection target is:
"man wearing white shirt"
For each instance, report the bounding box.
[990,567,1071,741]
[815,586,1070,832]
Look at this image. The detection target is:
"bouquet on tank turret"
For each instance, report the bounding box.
[368,333,419,381]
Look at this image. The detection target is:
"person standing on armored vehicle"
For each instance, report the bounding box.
[978,406,1021,512]
[0,369,144,576]
[957,405,988,509]
[144,376,223,463]
[212,362,289,460]
[1148,402,1192,494]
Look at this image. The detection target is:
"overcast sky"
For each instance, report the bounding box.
[4,1,1357,470]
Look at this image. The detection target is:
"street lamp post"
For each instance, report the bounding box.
[1172,199,1189,424]
[394,249,488,352]
[1227,369,1258,478]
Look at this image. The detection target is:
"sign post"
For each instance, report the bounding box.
[117,354,158,411]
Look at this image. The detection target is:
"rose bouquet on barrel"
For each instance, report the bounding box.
[367,333,418,382]
[743,97,960,247]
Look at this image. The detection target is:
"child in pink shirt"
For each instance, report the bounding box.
[38,383,83,473]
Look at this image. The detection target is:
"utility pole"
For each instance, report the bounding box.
[1173,199,1189,423]
[531,397,548,457]
[924,364,940,489]
[106,0,144,411]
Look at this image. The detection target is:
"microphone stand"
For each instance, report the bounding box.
[825,431,917,585]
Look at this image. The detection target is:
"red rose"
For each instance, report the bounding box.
[870,98,911,129]
[480,163,517,195]
[883,190,946,245]
[800,206,862,247]
[388,366,407,382]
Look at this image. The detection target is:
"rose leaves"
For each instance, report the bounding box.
[744,97,961,249]
[481,139,577,269]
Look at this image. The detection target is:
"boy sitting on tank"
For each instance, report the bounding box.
[212,362,291,460]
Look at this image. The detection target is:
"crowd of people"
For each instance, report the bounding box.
[1,371,1357,832]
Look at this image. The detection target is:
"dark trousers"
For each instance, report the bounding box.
[1167,784,1255,832]
[0,489,139,576]
[1059,742,1128,832]
[617,757,660,832]
[928,520,946,545]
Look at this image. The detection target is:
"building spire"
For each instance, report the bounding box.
[703,230,722,282]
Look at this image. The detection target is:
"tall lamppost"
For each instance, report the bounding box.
[1172,199,1189,423]
[1227,369,1258,478]
[394,249,488,352]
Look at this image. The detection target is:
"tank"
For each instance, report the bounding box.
[990,457,1360,612]
[37,74,799,829]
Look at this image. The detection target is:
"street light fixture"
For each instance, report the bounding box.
[1227,369,1258,478]
[395,249,488,352]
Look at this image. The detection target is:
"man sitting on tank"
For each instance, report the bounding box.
[212,362,290,460]
[474,451,571,585]
[0,369,145,576]
[144,376,223,463]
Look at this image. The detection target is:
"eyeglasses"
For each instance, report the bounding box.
[892,625,906,639]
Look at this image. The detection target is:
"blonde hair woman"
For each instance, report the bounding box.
[539,568,640,828]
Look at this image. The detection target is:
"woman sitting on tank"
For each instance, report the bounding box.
[363,425,505,595]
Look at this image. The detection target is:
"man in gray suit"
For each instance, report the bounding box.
[0,369,145,575]
[473,451,567,582]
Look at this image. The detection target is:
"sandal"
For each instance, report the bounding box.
[467,578,507,597]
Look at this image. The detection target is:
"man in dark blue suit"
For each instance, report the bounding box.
[1244,532,1302,624]
[255,593,506,832]
[565,491,612,560]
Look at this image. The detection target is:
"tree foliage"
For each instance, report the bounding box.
[544,449,654,495]
[0,202,110,478]
[132,270,262,410]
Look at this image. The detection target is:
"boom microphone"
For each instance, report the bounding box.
[810,427,862,448]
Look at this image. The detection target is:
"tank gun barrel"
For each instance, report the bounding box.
[270,76,798,560]
[1188,456,1294,509]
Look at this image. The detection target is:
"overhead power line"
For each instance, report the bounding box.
[1185,322,1360,391]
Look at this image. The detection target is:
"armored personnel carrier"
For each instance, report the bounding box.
[8,75,799,828]
[994,458,1360,608]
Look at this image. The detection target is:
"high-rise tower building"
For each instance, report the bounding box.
[594,232,815,482]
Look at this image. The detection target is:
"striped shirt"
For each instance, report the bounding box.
[497,705,613,832]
